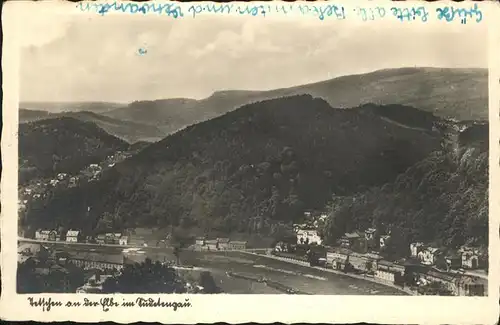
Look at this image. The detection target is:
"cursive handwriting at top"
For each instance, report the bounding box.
[77,1,485,24]
[436,3,483,24]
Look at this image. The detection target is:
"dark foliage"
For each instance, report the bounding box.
[102,258,186,293]
[19,117,129,184]
[17,259,85,293]
[198,271,221,293]
[26,95,442,236]
[322,129,488,259]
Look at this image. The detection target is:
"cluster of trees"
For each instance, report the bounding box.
[17,259,85,293]
[102,259,186,293]
[101,258,221,294]
[322,141,488,259]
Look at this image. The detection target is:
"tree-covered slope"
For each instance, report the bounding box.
[322,123,488,257]
[24,95,442,235]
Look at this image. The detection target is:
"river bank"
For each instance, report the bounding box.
[239,251,416,296]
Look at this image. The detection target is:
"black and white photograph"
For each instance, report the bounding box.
[9,1,492,300]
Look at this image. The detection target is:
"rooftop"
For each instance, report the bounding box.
[344,232,361,239]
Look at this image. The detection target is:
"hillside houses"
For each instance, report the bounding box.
[417,246,442,266]
[459,246,480,269]
[35,229,60,242]
[194,238,248,251]
[339,232,367,253]
[66,230,82,243]
[296,229,322,245]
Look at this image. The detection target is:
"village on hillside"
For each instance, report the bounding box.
[18,150,133,214]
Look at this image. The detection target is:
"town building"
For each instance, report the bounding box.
[119,236,128,246]
[410,242,424,257]
[217,238,230,250]
[379,235,390,250]
[66,230,81,243]
[364,228,377,249]
[364,252,383,271]
[340,232,367,253]
[69,176,79,188]
[18,243,50,260]
[418,247,442,266]
[296,229,322,245]
[57,173,68,181]
[35,229,49,241]
[48,230,59,242]
[445,252,462,270]
[456,276,486,296]
[96,234,106,245]
[460,247,480,269]
[375,261,405,284]
[104,233,118,245]
[228,240,247,250]
[326,247,350,270]
[127,228,157,248]
[70,252,124,271]
[76,273,114,293]
[422,270,457,294]
[35,229,59,241]
[195,237,205,246]
[206,239,218,251]
[347,253,368,272]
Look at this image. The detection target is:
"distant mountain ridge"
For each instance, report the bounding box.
[19,101,127,114]
[102,67,487,128]
[20,68,488,143]
[19,109,164,143]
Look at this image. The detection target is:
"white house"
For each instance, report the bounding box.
[35,229,47,241]
[66,230,81,243]
[410,242,424,257]
[460,247,480,269]
[296,229,322,245]
[365,228,376,241]
[379,235,390,249]
[119,236,129,246]
[57,173,68,181]
[418,247,442,266]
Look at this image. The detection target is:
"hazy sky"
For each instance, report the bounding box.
[20,13,488,103]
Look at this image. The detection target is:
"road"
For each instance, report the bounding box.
[19,238,407,295]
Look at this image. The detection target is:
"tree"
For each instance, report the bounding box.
[198,271,221,293]
[104,259,186,293]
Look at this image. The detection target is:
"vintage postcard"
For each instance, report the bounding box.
[1,0,500,323]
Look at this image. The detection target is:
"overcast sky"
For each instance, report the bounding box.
[19,14,488,103]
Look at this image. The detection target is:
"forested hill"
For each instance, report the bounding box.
[322,122,489,257]
[19,117,129,183]
[26,95,444,235]
[103,68,487,133]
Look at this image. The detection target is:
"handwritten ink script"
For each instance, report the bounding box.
[77,2,484,24]
[27,297,192,312]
